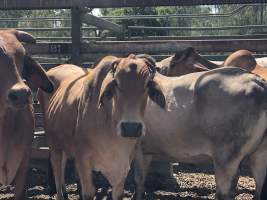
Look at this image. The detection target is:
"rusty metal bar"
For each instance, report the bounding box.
[24,39,267,54]
[81,39,267,54]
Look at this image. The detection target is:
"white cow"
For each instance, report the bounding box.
[134,67,267,200]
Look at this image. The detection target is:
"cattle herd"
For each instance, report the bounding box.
[0,29,267,200]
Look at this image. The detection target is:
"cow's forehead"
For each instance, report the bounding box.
[114,58,150,90]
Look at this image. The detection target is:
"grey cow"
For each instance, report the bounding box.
[134,67,267,200]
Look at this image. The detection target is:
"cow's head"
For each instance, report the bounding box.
[98,54,165,138]
[0,29,53,111]
[157,47,210,76]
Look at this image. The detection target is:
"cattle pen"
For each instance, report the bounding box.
[0,0,267,200]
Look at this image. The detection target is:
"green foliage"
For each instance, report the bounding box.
[101,6,214,36]
[0,5,266,39]
[0,10,71,38]
[101,5,267,37]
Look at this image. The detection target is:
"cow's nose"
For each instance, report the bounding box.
[8,88,31,106]
[120,122,143,138]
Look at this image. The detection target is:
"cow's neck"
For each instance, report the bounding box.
[195,54,220,69]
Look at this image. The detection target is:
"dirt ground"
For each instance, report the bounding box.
[0,163,255,200]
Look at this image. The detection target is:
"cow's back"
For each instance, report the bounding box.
[257,57,267,68]
[47,64,90,88]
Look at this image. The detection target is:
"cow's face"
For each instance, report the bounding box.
[157,47,209,76]
[0,29,53,111]
[99,54,165,138]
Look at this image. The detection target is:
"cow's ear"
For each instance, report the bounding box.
[148,80,166,109]
[23,55,54,93]
[98,79,117,109]
[173,47,195,63]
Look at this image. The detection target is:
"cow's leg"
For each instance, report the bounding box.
[61,153,67,198]
[261,172,267,200]
[47,155,56,195]
[104,165,130,200]
[50,148,65,200]
[111,178,125,200]
[14,149,31,200]
[47,152,67,197]
[75,156,95,200]
[248,137,267,200]
[214,158,241,200]
[133,150,152,200]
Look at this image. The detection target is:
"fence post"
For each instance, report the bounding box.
[71,7,82,66]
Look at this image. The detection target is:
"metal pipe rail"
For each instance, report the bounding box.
[0,4,265,23]
[101,4,266,20]
[0,17,71,22]
[128,25,267,32]
[0,27,98,31]
[34,34,267,41]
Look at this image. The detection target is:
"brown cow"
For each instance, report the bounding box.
[37,54,166,200]
[0,29,53,200]
[156,48,267,79]
[156,47,220,76]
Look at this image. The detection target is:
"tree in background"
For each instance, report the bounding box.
[0,10,71,39]
[101,4,266,37]
[101,7,164,36]
[0,4,265,39]
[101,6,214,37]
[214,4,266,35]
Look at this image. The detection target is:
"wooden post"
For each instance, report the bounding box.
[71,7,82,66]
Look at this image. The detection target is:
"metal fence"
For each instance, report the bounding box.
[0,3,266,161]
[0,7,265,71]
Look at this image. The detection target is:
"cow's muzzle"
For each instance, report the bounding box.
[120,122,143,138]
[8,87,31,108]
